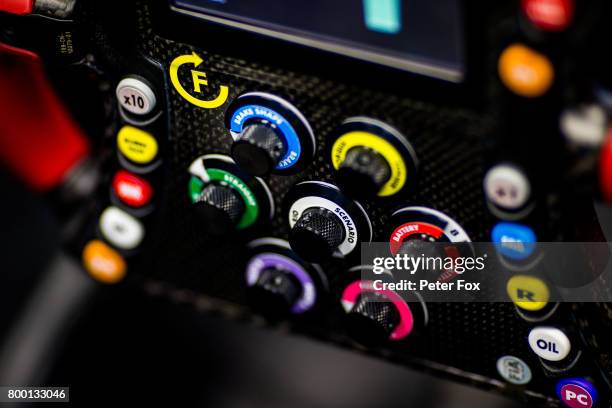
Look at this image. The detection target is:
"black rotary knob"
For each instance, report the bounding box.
[193,182,245,236]
[398,238,445,271]
[248,267,302,318]
[231,122,286,176]
[336,146,391,199]
[344,292,400,346]
[289,207,345,262]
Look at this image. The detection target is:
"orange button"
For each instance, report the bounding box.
[498,44,554,98]
[82,240,127,284]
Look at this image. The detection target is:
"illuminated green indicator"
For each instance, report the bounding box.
[363,0,402,34]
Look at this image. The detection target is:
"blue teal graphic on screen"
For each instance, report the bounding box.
[363,0,402,34]
[171,0,465,81]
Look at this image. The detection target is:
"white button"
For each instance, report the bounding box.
[560,104,607,147]
[116,77,156,115]
[496,355,532,385]
[484,164,531,210]
[528,326,571,362]
[99,206,144,250]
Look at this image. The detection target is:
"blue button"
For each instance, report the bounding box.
[556,378,597,408]
[492,222,536,260]
[229,104,301,170]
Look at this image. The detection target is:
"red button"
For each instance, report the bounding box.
[522,0,574,31]
[112,170,153,207]
[0,0,33,15]
[600,128,612,202]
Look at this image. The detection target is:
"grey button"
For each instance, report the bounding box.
[496,355,532,385]
[116,77,157,115]
[484,164,531,211]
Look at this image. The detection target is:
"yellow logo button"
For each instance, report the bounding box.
[117,126,158,164]
[498,44,554,98]
[82,240,127,284]
[169,52,229,109]
[506,275,550,311]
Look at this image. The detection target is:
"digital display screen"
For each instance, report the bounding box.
[170,0,465,82]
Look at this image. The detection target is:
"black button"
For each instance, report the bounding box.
[344,292,400,346]
[193,183,245,236]
[336,146,391,199]
[248,267,302,318]
[289,207,345,262]
[231,122,286,176]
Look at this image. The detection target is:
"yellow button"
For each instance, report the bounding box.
[117,126,158,164]
[331,131,407,197]
[506,275,549,311]
[498,44,554,98]
[82,240,127,284]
